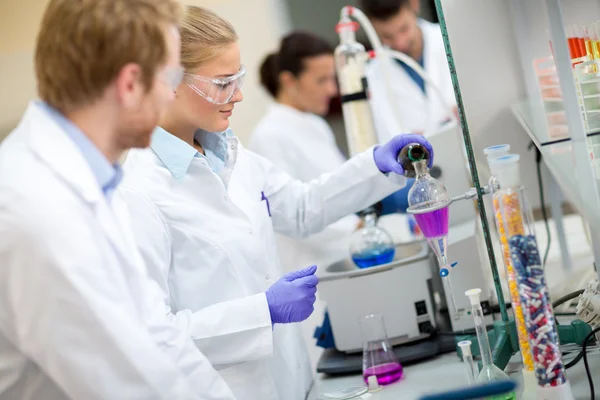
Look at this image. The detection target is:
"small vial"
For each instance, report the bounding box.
[458,340,478,385]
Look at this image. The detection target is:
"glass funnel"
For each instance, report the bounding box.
[407,159,450,263]
[465,289,516,400]
[360,313,403,386]
[350,211,395,268]
[407,160,457,319]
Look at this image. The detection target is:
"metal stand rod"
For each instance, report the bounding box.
[433,0,509,322]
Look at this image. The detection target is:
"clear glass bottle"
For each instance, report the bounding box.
[360,313,403,386]
[398,143,431,177]
[465,289,516,400]
[350,211,395,268]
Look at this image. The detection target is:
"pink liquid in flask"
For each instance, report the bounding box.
[413,206,449,239]
[363,362,404,385]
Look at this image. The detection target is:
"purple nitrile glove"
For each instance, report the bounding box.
[265,265,319,324]
[373,134,434,175]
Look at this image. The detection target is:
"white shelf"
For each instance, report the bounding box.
[511,100,600,224]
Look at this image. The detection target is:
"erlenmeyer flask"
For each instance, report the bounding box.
[360,313,403,386]
[350,211,395,268]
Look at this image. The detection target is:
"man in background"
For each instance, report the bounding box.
[361,0,458,138]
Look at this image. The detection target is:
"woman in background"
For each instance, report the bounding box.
[249,32,413,367]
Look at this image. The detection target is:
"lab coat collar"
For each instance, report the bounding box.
[24,101,106,205]
[150,126,232,180]
[22,102,142,274]
[36,102,123,197]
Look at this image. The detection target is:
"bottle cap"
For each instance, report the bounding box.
[367,375,380,390]
[489,154,521,188]
[465,288,482,306]
[457,340,472,357]
[484,144,511,158]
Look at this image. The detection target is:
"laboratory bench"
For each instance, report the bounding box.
[307,351,600,399]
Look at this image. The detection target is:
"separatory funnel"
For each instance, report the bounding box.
[465,288,517,400]
[407,159,457,319]
[350,209,395,268]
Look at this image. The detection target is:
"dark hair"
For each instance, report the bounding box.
[359,0,412,21]
[259,31,333,98]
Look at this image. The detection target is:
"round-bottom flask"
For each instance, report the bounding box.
[350,211,395,268]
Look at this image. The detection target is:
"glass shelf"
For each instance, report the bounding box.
[512,99,600,225]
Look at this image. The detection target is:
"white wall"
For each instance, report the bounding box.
[0,0,290,144]
[442,0,542,208]
[0,0,48,138]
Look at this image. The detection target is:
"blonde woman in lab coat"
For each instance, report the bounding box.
[116,6,433,400]
[361,0,457,139]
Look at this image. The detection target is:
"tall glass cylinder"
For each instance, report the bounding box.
[491,191,535,372]
[492,155,571,394]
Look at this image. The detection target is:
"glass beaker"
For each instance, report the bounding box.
[360,313,403,386]
[350,211,395,268]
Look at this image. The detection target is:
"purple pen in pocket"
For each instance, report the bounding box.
[261,191,271,217]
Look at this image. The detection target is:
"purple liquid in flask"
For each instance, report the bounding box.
[413,206,449,239]
[363,362,404,386]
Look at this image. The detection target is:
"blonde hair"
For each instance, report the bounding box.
[180,6,238,72]
[35,0,182,113]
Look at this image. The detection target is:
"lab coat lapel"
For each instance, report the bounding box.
[25,103,138,274]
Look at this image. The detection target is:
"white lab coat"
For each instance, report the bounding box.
[116,132,405,400]
[249,103,360,272]
[0,102,235,400]
[248,103,360,368]
[367,19,456,140]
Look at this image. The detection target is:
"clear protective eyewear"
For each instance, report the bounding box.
[159,65,185,91]
[184,65,246,105]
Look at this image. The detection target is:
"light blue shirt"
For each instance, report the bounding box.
[38,101,122,198]
[150,126,231,181]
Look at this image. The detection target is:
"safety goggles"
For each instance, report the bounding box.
[159,65,185,91]
[184,65,246,105]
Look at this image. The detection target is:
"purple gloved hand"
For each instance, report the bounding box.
[265,265,319,324]
[373,134,434,175]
